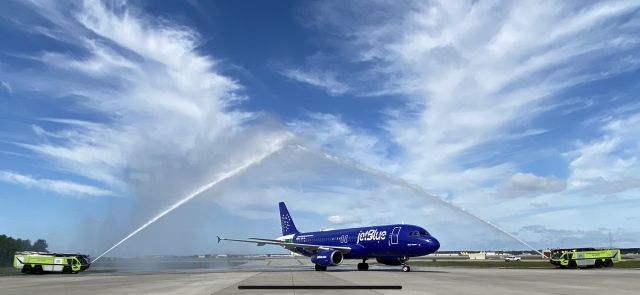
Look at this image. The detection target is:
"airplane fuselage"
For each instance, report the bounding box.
[279,224,440,259]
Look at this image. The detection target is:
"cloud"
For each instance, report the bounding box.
[0,170,112,197]
[300,1,640,203]
[288,1,640,249]
[1,80,12,94]
[566,113,640,195]
[328,214,361,225]
[6,0,292,255]
[287,113,393,172]
[280,68,349,96]
[499,173,566,198]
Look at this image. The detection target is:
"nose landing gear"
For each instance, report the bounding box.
[401,257,411,272]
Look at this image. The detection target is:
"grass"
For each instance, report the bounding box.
[410,259,640,269]
[0,266,19,276]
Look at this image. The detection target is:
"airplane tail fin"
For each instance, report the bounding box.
[279,202,300,236]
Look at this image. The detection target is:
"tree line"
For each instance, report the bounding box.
[0,234,48,266]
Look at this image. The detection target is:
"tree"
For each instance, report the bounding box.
[0,234,49,266]
[32,239,49,252]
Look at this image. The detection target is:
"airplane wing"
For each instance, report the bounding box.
[217,236,352,254]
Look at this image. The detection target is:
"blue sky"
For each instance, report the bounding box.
[1,0,640,256]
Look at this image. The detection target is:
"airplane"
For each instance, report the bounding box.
[218,202,440,272]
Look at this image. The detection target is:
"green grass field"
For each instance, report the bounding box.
[410,259,640,269]
[0,267,19,276]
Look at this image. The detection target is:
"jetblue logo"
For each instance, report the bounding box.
[357,229,387,243]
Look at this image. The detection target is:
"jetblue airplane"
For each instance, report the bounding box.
[218,202,440,272]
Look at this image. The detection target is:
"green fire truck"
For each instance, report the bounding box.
[550,248,621,269]
[13,252,91,274]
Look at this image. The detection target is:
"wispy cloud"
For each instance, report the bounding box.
[328,214,361,225]
[499,173,566,198]
[4,0,292,254]
[0,170,112,197]
[303,0,640,192]
[295,0,640,246]
[1,80,12,94]
[566,112,640,195]
[280,68,348,96]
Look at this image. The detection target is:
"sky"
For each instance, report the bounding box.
[1,0,640,256]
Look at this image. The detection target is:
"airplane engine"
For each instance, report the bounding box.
[376,257,404,266]
[311,250,343,266]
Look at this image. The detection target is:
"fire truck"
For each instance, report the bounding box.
[549,248,621,269]
[13,252,91,274]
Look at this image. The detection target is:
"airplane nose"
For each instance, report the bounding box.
[426,237,440,252]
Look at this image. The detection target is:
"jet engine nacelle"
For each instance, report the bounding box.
[376,257,405,266]
[311,250,343,266]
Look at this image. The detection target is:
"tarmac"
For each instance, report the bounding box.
[1,258,639,294]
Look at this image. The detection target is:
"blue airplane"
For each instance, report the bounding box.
[218,202,440,272]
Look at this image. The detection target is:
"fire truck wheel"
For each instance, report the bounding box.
[21,265,32,274]
[594,259,603,268]
[33,265,43,275]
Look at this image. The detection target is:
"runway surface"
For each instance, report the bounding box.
[1,258,639,294]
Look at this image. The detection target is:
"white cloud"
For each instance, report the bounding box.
[287,113,393,172]
[567,113,640,195]
[280,68,348,96]
[1,80,12,94]
[303,1,640,195]
[293,0,640,248]
[0,170,112,197]
[328,215,361,225]
[7,0,292,255]
[499,173,566,198]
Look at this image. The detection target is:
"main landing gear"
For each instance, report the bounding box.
[357,259,369,271]
[314,264,327,271]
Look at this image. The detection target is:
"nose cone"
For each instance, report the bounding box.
[425,237,440,253]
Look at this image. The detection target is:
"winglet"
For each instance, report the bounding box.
[217,236,222,244]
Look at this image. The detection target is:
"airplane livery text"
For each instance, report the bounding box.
[357,229,387,243]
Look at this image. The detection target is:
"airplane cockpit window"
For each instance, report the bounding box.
[419,231,429,236]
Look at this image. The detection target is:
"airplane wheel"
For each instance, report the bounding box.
[357,263,369,271]
[402,265,411,272]
[363,263,369,271]
[314,264,322,271]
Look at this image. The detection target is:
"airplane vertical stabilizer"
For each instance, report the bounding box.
[279,202,300,235]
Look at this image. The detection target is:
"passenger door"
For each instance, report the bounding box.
[390,227,401,245]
